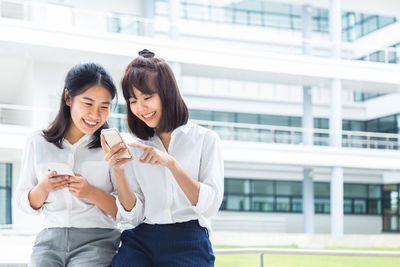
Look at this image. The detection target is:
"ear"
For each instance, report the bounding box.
[64,88,71,106]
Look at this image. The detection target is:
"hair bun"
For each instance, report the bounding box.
[138,49,155,58]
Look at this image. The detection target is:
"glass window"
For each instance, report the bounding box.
[276,197,290,212]
[354,199,367,214]
[369,185,381,198]
[315,182,330,197]
[368,199,381,214]
[366,119,379,132]
[252,196,274,211]
[349,121,365,131]
[189,109,213,121]
[260,115,289,126]
[292,197,302,212]
[237,113,259,124]
[252,180,274,195]
[225,195,250,211]
[276,181,302,196]
[344,184,368,198]
[214,111,235,122]
[315,198,330,213]
[0,163,12,225]
[363,16,378,34]
[379,115,396,133]
[344,199,353,214]
[226,179,249,194]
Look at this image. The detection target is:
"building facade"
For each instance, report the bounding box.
[1,0,400,235]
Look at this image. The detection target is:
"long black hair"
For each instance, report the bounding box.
[43,63,117,149]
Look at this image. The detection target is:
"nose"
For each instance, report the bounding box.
[89,106,101,120]
[136,100,147,114]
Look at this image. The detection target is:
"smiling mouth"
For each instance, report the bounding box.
[82,119,98,127]
[142,111,156,120]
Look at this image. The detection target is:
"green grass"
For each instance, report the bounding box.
[213,245,400,267]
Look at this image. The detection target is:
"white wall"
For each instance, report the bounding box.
[213,211,383,234]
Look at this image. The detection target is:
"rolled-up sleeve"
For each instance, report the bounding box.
[14,135,42,215]
[191,130,224,217]
[115,163,145,226]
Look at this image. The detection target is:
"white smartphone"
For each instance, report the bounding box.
[101,128,132,159]
[48,162,74,176]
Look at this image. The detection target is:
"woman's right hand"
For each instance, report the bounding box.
[100,134,133,174]
[39,171,70,193]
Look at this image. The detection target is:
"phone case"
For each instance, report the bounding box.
[48,162,74,176]
[101,128,132,159]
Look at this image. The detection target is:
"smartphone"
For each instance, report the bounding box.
[101,128,132,159]
[48,162,74,176]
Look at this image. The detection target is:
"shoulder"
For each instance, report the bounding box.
[189,120,220,142]
[26,130,46,145]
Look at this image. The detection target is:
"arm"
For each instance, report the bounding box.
[100,135,145,225]
[15,135,68,213]
[68,175,117,218]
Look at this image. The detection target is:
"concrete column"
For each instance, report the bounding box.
[329,0,344,236]
[168,0,182,87]
[143,0,155,37]
[302,4,314,234]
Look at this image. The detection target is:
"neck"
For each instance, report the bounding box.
[65,123,85,145]
[158,131,172,151]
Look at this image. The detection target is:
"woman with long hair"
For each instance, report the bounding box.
[16,62,120,267]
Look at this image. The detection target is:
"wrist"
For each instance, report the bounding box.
[166,155,177,169]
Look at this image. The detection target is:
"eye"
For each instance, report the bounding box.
[144,95,153,100]
[84,102,92,106]
[101,106,109,110]
[129,99,137,104]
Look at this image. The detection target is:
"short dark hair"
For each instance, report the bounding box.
[121,49,188,140]
[43,62,117,149]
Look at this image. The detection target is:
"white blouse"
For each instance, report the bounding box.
[15,131,117,229]
[116,120,224,232]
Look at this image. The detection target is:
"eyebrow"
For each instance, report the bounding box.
[82,96,111,105]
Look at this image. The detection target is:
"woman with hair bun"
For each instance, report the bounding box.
[101,49,224,266]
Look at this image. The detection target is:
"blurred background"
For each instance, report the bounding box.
[1,0,400,266]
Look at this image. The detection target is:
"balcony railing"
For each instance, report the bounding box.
[0,0,148,36]
[193,119,399,150]
[0,104,399,151]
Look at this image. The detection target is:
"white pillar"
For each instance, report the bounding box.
[143,0,155,37]
[302,4,314,234]
[329,0,344,236]
[168,0,182,87]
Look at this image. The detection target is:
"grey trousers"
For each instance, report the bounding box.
[29,227,121,267]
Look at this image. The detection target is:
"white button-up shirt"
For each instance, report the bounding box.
[116,120,224,232]
[15,131,117,229]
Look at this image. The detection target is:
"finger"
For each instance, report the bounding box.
[48,171,57,178]
[50,176,66,183]
[110,142,126,154]
[128,142,148,150]
[100,134,110,154]
[115,148,131,160]
[114,157,134,168]
[149,156,158,165]
[140,150,153,162]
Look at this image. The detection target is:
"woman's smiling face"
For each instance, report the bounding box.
[129,87,162,128]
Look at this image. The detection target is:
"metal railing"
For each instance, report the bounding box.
[0,0,149,36]
[193,119,400,150]
[214,248,400,267]
[1,104,399,151]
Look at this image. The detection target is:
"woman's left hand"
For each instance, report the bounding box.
[68,174,93,199]
[129,143,172,167]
